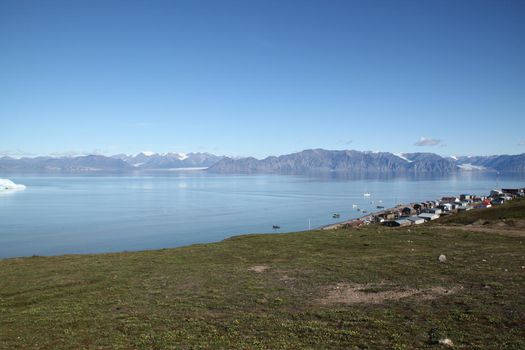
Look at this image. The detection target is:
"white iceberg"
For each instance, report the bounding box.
[0,178,26,191]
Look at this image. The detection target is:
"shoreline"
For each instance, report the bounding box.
[321,187,524,230]
[320,206,398,230]
[2,185,523,260]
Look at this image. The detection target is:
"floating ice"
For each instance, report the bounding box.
[0,178,26,191]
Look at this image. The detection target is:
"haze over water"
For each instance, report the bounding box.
[0,172,523,259]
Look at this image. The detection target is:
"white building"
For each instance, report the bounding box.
[407,216,425,225]
[418,213,440,221]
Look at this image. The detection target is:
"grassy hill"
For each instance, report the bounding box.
[1,200,524,349]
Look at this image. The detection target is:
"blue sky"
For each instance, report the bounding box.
[1,0,524,158]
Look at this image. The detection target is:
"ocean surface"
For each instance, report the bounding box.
[0,172,523,258]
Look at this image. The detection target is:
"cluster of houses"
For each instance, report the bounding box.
[366,187,525,228]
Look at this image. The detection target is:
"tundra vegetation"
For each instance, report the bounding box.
[1,199,524,349]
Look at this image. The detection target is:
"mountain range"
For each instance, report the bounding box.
[208,150,457,174]
[0,152,224,172]
[111,152,225,169]
[0,150,524,173]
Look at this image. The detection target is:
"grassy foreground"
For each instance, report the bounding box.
[1,201,524,349]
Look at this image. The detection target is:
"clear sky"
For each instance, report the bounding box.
[1,0,524,158]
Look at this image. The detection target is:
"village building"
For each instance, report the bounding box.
[491,198,505,205]
[383,219,411,227]
[490,189,503,197]
[401,207,415,216]
[395,219,412,227]
[436,203,453,212]
[423,208,442,215]
[407,216,425,225]
[418,213,440,221]
[502,188,525,196]
[457,206,474,212]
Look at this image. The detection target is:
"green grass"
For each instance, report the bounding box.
[1,200,524,349]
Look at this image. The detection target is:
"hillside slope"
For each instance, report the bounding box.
[0,200,524,349]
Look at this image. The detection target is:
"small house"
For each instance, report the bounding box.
[395,219,412,227]
[457,206,474,211]
[418,213,439,221]
[423,208,442,215]
[407,216,425,225]
[502,188,525,196]
[382,220,398,227]
[376,212,398,221]
[490,189,503,197]
[383,220,411,227]
[401,207,414,216]
[491,198,505,206]
[437,203,452,212]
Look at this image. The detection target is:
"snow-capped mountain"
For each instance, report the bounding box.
[1,150,524,173]
[208,150,525,174]
[208,149,458,174]
[111,152,225,169]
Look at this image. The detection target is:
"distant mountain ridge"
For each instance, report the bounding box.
[452,154,525,173]
[208,150,457,174]
[111,152,225,169]
[0,155,131,172]
[0,152,224,172]
[0,150,524,173]
[208,149,525,174]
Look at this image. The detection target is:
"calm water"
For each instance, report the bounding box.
[0,172,523,258]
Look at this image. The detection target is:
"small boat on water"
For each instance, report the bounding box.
[352,204,358,209]
[363,192,371,197]
[376,205,385,209]
[272,225,281,230]
[332,213,340,219]
[362,210,368,213]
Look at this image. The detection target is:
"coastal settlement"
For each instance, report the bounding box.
[323,187,525,230]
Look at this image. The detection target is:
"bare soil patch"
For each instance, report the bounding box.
[248,265,269,273]
[318,283,462,305]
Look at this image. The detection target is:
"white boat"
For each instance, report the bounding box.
[363,192,371,197]
[352,204,358,208]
